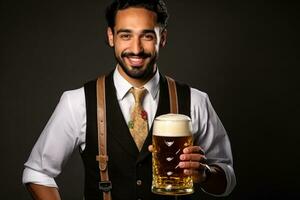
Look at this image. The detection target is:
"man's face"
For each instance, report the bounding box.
[107,7,166,81]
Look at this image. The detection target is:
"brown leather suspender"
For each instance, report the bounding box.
[166,76,179,114]
[96,75,178,200]
[96,76,112,200]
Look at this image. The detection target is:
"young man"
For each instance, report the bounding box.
[23,1,236,199]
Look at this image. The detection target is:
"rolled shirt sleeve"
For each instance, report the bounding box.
[22,88,86,187]
[190,88,236,196]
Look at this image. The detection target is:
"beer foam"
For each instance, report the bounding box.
[153,114,192,137]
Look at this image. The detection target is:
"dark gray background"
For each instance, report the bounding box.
[1,0,299,199]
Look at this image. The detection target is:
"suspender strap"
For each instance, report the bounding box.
[166,76,179,114]
[96,76,112,200]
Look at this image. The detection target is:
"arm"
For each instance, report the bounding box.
[187,89,236,196]
[26,183,61,200]
[200,164,227,194]
[22,89,86,199]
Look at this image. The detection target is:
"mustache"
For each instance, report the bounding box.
[121,51,151,58]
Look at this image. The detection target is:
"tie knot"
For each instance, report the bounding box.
[130,87,147,104]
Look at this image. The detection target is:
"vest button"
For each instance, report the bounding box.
[136,179,142,186]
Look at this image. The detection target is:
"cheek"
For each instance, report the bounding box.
[144,42,158,52]
[119,45,134,54]
[114,47,122,58]
[114,43,125,54]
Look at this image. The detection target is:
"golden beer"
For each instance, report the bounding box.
[152,114,194,195]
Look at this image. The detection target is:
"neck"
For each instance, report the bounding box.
[117,64,157,87]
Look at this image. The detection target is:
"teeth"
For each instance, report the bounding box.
[127,57,144,65]
[129,57,142,61]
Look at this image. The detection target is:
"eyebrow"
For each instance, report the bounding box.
[141,29,156,34]
[116,29,131,34]
[116,29,156,35]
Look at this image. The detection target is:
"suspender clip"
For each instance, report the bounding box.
[99,181,112,192]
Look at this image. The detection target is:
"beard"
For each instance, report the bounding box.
[115,50,157,79]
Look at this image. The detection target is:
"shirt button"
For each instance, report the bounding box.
[136,180,142,186]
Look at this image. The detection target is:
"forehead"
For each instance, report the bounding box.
[114,7,158,30]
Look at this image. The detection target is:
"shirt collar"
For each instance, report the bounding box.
[113,66,160,100]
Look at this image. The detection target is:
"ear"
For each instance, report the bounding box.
[107,27,114,47]
[160,29,167,47]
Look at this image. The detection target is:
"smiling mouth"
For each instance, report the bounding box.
[126,56,145,67]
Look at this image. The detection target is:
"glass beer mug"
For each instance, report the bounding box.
[152,114,194,195]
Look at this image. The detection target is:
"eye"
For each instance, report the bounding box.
[120,34,131,40]
[143,33,155,41]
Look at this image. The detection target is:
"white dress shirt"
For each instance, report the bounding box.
[23,67,236,196]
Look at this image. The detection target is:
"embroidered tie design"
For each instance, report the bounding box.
[128,87,148,151]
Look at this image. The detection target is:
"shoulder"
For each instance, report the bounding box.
[60,87,85,110]
[165,76,210,107]
[169,77,208,101]
[189,87,212,113]
[61,87,85,101]
[190,87,209,104]
[57,87,86,131]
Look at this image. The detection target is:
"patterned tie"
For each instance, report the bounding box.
[128,87,148,151]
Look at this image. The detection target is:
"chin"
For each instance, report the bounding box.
[127,70,147,79]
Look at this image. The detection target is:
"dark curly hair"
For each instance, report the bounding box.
[105,0,169,31]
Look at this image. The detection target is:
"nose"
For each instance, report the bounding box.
[130,37,143,54]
